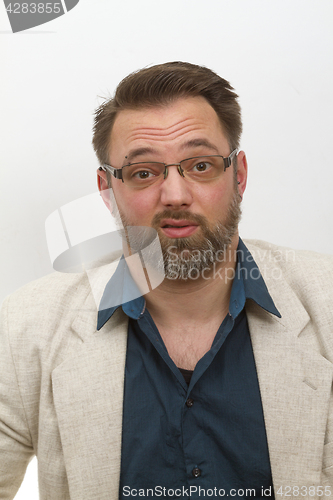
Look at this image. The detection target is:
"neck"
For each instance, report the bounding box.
[144,235,239,325]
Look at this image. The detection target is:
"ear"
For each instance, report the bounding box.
[235,151,248,199]
[97,168,113,212]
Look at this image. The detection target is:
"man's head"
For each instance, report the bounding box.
[93,61,242,168]
[93,63,247,279]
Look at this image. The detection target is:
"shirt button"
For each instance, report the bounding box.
[192,467,201,478]
[186,398,194,408]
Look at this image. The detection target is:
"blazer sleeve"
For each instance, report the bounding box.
[0,296,35,500]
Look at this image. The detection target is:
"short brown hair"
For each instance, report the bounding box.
[92,61,242,166]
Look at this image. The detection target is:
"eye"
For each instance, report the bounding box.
[192,161,212,173]
[132,170,155,180]
[129,163,162,181]
[123,162,164,186]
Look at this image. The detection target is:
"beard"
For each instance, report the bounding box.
[152,190,241,279]
[109,187,241,281]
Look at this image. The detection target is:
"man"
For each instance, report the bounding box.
[1,62,333,500]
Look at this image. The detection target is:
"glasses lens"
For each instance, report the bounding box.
[123,163,165,187]
[181,156,224,181]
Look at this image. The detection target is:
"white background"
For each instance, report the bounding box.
[1,0,333,497]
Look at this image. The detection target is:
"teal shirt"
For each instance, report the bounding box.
[97,239,280,499]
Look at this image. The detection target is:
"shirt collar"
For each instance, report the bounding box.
[97,237,280,330]
[229,238,281,319]
[97,256,145,330]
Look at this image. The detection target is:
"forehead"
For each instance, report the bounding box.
[109,96,229,160]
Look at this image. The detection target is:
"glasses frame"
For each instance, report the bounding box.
[99,149,238,184]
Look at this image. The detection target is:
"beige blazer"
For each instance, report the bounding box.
[0,240,333,499]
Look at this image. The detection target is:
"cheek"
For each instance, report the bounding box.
[113,186,159,224]
[195,182,233,212]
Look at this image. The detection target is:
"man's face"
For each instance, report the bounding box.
[101,96,247,277]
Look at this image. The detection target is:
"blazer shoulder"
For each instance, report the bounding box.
[244,239,333,274]
[1,272,92,344]
[2,271,89,305]
[244,239,333,318]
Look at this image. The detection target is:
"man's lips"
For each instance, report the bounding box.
[160,219,199,238]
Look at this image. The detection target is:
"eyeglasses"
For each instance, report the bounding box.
[99,150,237,189]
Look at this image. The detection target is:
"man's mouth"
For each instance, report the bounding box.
[160,219,199,238]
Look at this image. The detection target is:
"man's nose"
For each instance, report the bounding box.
[159,164,193,208]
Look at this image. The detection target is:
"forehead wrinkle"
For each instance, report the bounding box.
[128,116,198,132]
[125,115,207,141]
[127,124,204,143]
[133,116,196,134]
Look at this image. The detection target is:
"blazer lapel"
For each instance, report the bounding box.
[247,263,333,492]
[52,288,128,500]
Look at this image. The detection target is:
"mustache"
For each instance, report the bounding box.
[151,210,208,227]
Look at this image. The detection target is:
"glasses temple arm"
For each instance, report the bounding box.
[223,149,238,171]
[100,164,123,180]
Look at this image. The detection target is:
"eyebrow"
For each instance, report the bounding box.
[125,138,220,164]
[125,147,158,164]
[180,139,220,154]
